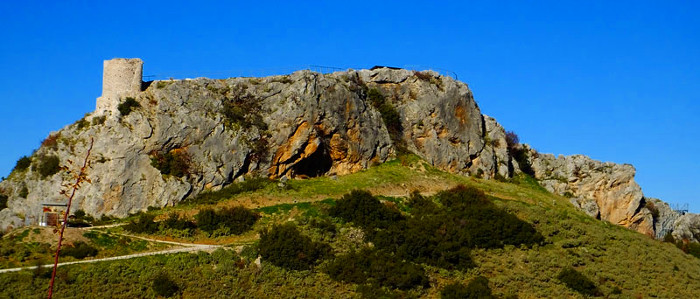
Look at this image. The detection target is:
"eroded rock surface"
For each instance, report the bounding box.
[528,151,655,236]
[0,67,694,241]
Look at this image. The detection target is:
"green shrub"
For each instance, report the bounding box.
[505,131,534,176]
[151,272,179,297]
[677,241,700,259]
[67,209,93,227]
[329,190,404,229]
[60,241,98,259]
[258,223,332,270]
[150,149,191,177]
[441,276,495,299]
[325,247,429,290]
[663,232,675,243]
[435,186,544,249]
[163,213,196,231]
[35,155,61,177]
[117,97,140,116]
[688,243,700,259]
[367,186,543,271]
[14,156,31,171]
[367,89,404,150]
[91,115,106,125]
[222,92,267,131]
[195,206,259,235]
[557,267,600,296]
[124,214,158,234]
[18,186,28,198]
[0,194,7,210]
[75,118,90,130]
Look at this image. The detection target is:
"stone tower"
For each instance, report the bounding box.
[96,58,143,113]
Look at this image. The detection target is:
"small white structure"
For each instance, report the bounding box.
[95,58,143,114]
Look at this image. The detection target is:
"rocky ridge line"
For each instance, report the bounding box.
[0,67,696,242]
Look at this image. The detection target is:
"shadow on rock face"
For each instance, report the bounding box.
[290,145,333,178]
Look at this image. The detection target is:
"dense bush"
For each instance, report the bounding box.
[124,214,159,234]
[258,223,332,270]
[325,247,429,290]
[0,194,7,210]
[663,232,675,243]
[367,186,543,271]
[163,213,196,231]
[92,115,106,125]
[440,276,494,299]
[195,206,259,235]
[367,88,404,149]
[75,118,90,130]
[151,272,179,297]
[505,131,534,176]
[328,190,404,229]
[117,97,140,116]
[67,209,94,227]
[222,92,267,131]
[60,241,98,259]
[676,240,700,259]
[14,156,31,171]
[557,267,600,296]
[18,186,28,198]
[35,155,61,177]
[150,149,192,177]
[434,186,544,249]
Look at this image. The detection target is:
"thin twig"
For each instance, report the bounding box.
[48,138,94,299]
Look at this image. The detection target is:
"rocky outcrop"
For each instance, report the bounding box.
[528,151,655,237]
[0,65,693,242]
[672,214,700,243]
[0,68,489,230]
[648,198,680,240]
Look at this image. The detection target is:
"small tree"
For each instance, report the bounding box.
[124,213,158,234]
[505,131,534,176]
[36,155,61,177]
[117,97,141,116]
[14,156,31,171]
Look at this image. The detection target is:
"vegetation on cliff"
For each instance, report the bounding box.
[2,155,698,298]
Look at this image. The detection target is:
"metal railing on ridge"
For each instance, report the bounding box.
[145,64,458,81]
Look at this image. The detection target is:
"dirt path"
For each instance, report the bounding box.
[0,229,222,275]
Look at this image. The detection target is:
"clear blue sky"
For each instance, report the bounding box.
[1,1,698,212]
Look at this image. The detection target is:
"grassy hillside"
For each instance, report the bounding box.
[1,155,699,298]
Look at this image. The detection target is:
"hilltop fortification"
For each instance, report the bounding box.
[0,59,697,242]
[95,58,143,114]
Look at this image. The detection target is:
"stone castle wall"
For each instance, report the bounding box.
[96,58,143,113]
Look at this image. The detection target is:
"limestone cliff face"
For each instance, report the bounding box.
[528,151,655,236]
[0,67,695,242]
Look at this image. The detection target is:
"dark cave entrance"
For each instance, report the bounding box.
[291,144,333,178]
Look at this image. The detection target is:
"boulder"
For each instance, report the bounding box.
[672,214,700,243]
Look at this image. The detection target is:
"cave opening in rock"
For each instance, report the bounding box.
[291,145,333,178]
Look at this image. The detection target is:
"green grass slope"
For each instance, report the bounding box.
[1,155,699,298]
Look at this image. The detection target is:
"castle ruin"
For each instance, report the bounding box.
[95,58,143,113]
